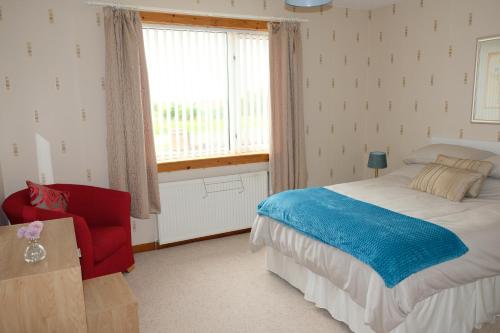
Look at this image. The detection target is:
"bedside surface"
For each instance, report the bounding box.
[0,218,80,281]
[0,217,87,333]
[83,273,139,333]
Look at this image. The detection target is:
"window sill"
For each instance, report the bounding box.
[157,153,269,173]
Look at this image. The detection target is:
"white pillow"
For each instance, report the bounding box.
[479,177,500,197]
[403,144,495,165]
[485,155,500,179]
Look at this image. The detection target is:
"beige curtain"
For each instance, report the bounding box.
[104,8,161,219]
[268,22,307,194]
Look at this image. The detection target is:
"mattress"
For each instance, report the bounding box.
[250,165,500,332]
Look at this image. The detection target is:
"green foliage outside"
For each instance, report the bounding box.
[152,95,268,153]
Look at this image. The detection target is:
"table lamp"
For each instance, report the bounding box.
[285,0,332,6]
[368,151,387,178]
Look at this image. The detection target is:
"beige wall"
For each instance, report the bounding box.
[1,0,498,240]
[0,0,367,240]
[0,0,108,196]
[0,161,6,225]
[0,0,367,196]
[364,0,500,177]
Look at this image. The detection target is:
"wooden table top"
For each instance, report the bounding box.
[0,218,80,281]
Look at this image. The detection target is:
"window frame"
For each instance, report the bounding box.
[141,11,271,172]
[140,11,268,32]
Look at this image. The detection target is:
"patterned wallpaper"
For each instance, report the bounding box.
[0,0,368,196]
[364,0,500,177]
[0,162,6,225]
[1,0,498,198]
[0,0,107,196]
[301,5,368,186]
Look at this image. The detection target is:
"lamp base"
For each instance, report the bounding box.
[374,168,379,178]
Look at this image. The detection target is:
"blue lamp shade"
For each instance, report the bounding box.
[368,151,388,169]
[285,0,332,7]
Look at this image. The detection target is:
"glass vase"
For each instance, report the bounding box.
[24,238,47,263]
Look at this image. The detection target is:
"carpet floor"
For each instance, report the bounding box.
[125,233,500,333]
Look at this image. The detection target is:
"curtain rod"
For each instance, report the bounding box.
[86,1,309,23]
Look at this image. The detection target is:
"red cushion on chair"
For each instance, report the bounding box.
[90,226,127,263]
[26,181,69,212]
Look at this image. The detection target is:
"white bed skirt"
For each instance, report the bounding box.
[266,247,500,333]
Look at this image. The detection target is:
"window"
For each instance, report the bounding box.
[143,25,270,163]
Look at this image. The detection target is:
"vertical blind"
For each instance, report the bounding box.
[143,26,270,162]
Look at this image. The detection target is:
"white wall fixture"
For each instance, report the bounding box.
[157,171,268,245]
[285,0,332,7]
[35,134,54,185]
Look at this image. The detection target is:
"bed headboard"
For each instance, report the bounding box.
[432,137,500,155]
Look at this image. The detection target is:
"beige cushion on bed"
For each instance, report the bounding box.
[410,163,483,202]
[435,154,493,198]
[485,155,500,179]
[403,144,494,165]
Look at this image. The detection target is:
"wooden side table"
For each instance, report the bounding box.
[0,218,87,333]
[83,273,139,333]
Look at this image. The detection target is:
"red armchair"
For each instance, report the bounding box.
[2,184,134,280]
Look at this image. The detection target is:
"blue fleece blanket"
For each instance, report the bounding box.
[257,188,468,288]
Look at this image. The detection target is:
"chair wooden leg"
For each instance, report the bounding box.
[125,264,135,273]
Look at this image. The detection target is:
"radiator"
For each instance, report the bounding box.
[157,171,268,245]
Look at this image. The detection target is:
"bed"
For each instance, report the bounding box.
[250,140,500,333]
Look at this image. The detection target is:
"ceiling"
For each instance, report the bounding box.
[331,0,401,10]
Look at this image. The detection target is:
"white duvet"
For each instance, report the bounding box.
[250,165,500,333]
